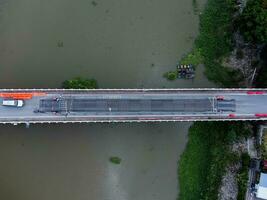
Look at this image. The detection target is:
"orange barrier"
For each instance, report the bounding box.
[0,92,46,100]
[32,92,47,96]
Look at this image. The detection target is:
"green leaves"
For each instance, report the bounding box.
[239,0,267,43]
[62,77,98,89]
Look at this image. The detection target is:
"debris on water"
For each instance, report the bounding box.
[91,1,98,6]
[57,40,64,48]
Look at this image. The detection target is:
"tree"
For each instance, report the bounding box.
[239,0,267,43]
[62,77,98,89]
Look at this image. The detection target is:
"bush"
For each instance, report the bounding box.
[164,71,177,80]
[178,122,250,200]
[109,156,122,164]
[237,170,248,200]
[238,0,267,43]
[62,77,98,89]
[241,152,250,168]
[237,153,250,200]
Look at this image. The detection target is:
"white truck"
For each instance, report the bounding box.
[2,99,24,107]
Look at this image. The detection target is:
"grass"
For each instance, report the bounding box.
[178,122,250,200]
[109,156,122,164]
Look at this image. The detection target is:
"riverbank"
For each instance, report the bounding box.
[177,0,256,199]
[178,0,242,87]
[178,122,251,200]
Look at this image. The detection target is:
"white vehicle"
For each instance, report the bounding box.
[2,99,24,107]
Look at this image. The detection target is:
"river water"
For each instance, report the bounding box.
[0,0,213,200]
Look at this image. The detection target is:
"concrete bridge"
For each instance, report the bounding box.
[0,88,267,124]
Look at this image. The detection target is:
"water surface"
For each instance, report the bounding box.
[0,0,213,200]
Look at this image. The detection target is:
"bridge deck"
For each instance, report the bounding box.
[39,98,213,113]
[0,89,266,123]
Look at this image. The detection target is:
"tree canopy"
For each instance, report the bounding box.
[239,0,267,43]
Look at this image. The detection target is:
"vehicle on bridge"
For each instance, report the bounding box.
[2,99,24,107]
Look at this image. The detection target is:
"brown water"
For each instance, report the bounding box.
[0,0,213,199]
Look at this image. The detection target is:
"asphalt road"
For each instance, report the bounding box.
[0,89,267,123]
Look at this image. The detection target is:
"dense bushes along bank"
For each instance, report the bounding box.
[178,122,250,200]
[178,0,242,86]
[177,0,256,198]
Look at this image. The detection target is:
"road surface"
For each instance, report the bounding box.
[0,88,267,124]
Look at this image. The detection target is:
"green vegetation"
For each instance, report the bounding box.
[109,156,122,164]
[176,0,242,86]
[261,130,267,159]
[180,48,203,66]
[256,46,267,87]
[237,153,250,200]
[164,71,177,80]
[238,0,267,43]
[178,122,250,200]
[62,77,98,89]
[194,0,242,87]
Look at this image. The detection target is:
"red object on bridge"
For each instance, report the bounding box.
[228,114,236,118]
[0,92,46,100]
[247,91,265,95]
[255,114,267,117]
[216,95,224,100]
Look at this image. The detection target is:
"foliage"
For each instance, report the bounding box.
[180,48,203,66]
[178,122,250,200]
[256,46,267,87]
[62,77,98,89]
[164,71,177,80]
[261,131,267,159]
[109,156,122,164]
[256,64,267,87]
[195,0,242,87]
[238,0,267,43]
[241,152,250,168]
[164,0,242,86]
[237,153,250,200]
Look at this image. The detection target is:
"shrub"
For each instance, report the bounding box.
[62,77,98,89]
[238,0,267,43]
[241,152,250,168]
[164,71,177,80]
[178,122,250,200]
[109,156,122,164]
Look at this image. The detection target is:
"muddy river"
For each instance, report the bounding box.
[0,0,213,199]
